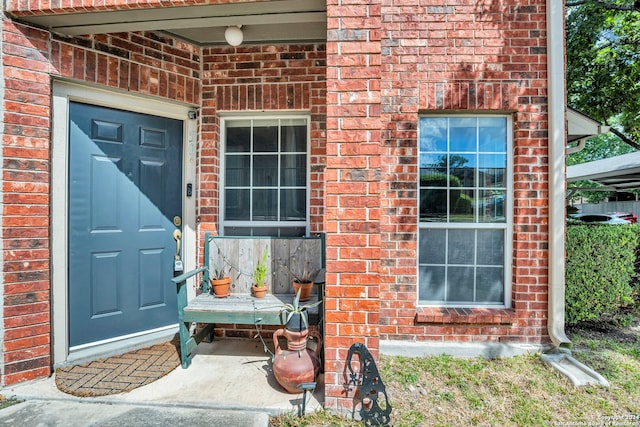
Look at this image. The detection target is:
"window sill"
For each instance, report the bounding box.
[415,307,516,325]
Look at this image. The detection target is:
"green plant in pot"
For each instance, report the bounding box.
[289,260,319,302]
[209,256,231,298]
[252,246,268,298]
[280,288,322,332]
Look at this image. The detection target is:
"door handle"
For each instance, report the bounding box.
[173,229,182,259]
[173,229,183,273]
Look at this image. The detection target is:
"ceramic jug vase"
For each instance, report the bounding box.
[272,327,322,394]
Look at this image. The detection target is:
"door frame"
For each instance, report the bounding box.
[51,80,198,366]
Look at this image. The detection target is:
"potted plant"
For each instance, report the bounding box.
[289,261,319,302]
[272,289,323,393]
[209,262,231,298]
[280,288,323,331]
[252,246,268,298]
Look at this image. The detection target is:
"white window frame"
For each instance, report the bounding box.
[219,114,311,236]
[417,114,513,308]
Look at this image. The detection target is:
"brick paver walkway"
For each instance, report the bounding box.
[55,341,180,397]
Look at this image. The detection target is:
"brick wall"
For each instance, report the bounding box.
[325,0,383,413]
[198,44,327,238]
[378,0,551,350]
[1,17,199,384]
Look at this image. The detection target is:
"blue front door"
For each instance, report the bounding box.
[68,102,183,347]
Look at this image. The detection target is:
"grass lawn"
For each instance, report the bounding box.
[271,310,640,426]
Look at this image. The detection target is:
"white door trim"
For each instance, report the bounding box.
[51,80,198,366]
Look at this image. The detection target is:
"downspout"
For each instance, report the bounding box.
[0,7,5,384]
[546,0,572,348]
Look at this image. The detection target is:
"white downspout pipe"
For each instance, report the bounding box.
[547,0,571,348]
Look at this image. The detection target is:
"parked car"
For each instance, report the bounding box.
[607,211,637,224]
[572,213,631,225]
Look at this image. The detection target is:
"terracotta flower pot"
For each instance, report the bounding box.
[252,284,267,298]
[210,276,230,298]
[293,280,313,302]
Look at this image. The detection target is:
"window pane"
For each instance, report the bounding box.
[476,267,504,303]
[420,153,447,186]
[252,189,278,220]
[281,154,306,186]
[420,229,446,264]
[450,189,475,222]
[447,230,475,265]
[253,124,278,152]
[478,154,506,187]
[419,266,445,301]
[278,227,307,237]
[450,118,477,152]
[447,267,474,302]
[225,189,250,220]
[420,118,447,152]
[253,155,278,187]
[280,189,306,221]
[477,230,504,265]
[478,190,505,223]
[450,154,476,188]
[282,124,307,152]
[479,117,507,152]
[226,126,250,152]
[225,155,250,186]
[420,188,447,221]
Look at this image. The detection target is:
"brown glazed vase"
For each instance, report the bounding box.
[272,327,322,394]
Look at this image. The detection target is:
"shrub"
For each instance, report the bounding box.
[565,224,639,325]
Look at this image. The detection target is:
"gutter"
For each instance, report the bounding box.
[546,0,572,349]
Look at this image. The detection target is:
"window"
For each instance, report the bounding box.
[418,116,511,306]
[222,117,309,237]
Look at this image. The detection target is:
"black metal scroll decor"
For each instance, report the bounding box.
[346,343,392,426]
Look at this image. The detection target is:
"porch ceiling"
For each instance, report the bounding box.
[15,0,327,46]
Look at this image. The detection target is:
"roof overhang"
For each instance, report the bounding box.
[10,0,327,46]
[567,107,610,143]
[567,151,640,191]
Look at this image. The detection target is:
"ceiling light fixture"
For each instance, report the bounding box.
[224,25,243,47]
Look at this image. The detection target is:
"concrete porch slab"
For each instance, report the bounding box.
[4,339,324,418]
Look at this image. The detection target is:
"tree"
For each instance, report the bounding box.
[566,1,640,144]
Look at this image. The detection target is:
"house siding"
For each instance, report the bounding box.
[2,0,553,415]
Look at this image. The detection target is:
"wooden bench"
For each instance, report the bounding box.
[172,233,325,368]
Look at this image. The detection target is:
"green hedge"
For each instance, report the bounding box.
[565,224,639,325]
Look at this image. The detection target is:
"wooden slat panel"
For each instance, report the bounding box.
[208,237,322,296]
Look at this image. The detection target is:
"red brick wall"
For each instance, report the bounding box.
[198,44,327,238]
[378,0,550,347]
[325,0,383,413]
[321,0,551,412]
[1,17,199,384]
[2,19,54,386]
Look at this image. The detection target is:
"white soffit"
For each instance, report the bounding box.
[12,0,327,46]
[567,108,609,143]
